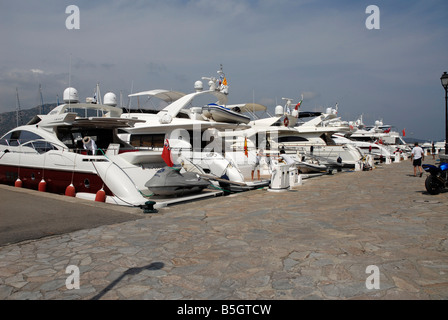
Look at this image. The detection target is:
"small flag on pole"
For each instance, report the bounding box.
[244,137,248,157]
[402,128,406,137]
[162,139,174,167]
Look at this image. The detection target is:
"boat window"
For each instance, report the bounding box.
[57,129,75,148]
[176,111,190,119]
[18,131,45,144]
[130,134,165,148]
[0,132,13,146]
[33,141,57,154]
[10,131,21,145]
[1,130,46,147]
[278,136,309,142]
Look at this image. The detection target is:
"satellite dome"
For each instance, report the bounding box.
[194,80,203,92]
[63,87,79,103]
[103,92,117,106]
[275,105,283,116]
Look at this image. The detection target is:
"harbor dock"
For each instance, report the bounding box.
[0,158,447,300]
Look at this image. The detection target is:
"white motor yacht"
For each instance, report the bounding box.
[219,101,365,175]
[0,87,201,207]
[118,67,266,190]
[348,117,410,156]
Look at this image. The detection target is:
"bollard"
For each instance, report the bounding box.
[142,201,158,214]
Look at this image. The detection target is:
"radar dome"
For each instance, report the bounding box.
[63,87,79,103]
[194,81,203,92]
[208,80,216,91]
[104,92,117,106]
[275,105,284,116]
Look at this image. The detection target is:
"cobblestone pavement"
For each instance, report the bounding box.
[1,158,447,300]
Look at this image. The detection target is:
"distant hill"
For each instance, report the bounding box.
[0,104,56,136]
[404,137,443,145]
[403,137,427,144]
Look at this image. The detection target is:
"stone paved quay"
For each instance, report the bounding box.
[0,158,447,300]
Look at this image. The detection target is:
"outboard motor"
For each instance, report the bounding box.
[422,162,448,195]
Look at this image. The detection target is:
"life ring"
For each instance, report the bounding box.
[284,117,289,127]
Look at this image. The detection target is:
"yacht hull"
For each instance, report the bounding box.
[0,164,112,195]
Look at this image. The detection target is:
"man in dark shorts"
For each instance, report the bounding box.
[411,142,424,177]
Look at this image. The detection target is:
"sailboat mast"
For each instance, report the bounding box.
[39,84,44,114]
[16,87,22,127]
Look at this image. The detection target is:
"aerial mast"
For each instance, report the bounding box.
[39,83,44,114]
[16,87,23,127]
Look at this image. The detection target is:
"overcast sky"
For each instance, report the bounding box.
[1,0,447,141]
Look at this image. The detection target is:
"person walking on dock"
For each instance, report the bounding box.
[411,142,424,177]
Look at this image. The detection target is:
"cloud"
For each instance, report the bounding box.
[30,69,45,74]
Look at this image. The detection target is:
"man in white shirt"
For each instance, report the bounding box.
[411,142,425,177]
[279,149,296,166]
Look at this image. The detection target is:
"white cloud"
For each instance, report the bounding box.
[30,69,45,74]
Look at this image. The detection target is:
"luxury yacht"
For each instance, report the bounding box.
[0,87,210,206]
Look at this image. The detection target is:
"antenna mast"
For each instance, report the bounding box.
[39,84,44,114]
[16,87,23,127]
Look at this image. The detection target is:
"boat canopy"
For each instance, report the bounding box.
[129,89,186,103]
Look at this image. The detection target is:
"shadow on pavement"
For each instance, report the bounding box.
[90,262,165,300]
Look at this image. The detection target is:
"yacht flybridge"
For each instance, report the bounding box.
[118,67,264,186]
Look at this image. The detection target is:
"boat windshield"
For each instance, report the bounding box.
[0,130,45,147]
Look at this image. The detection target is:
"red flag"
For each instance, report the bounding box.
[162,139,174,167]
[402,128,406,137]
[244,137,248,157]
